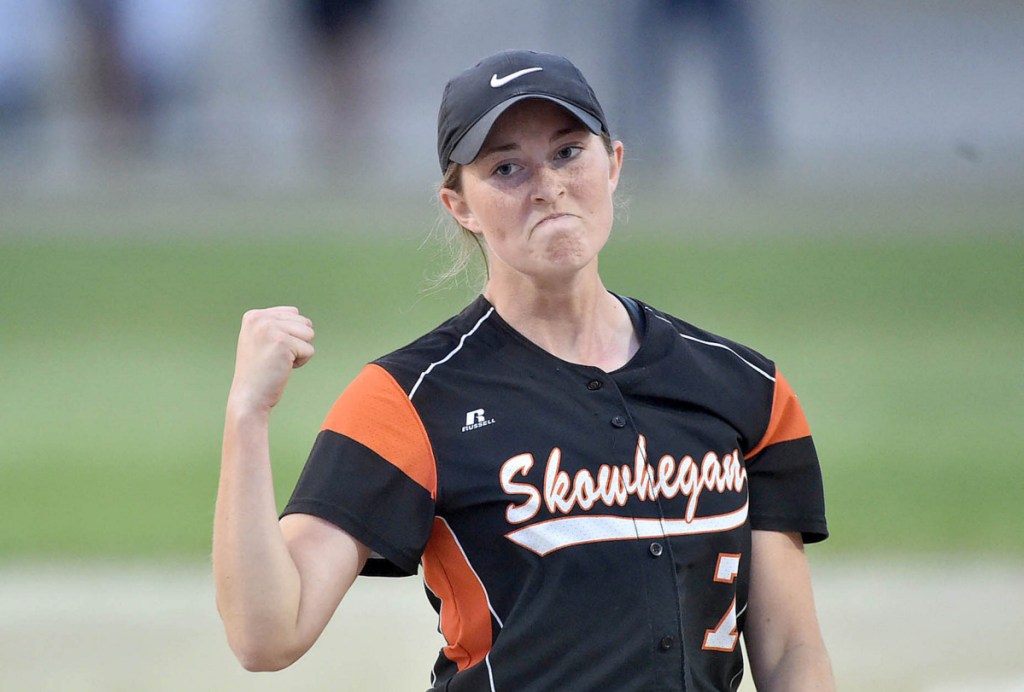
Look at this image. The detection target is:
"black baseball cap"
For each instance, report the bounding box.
[437,50,609,172]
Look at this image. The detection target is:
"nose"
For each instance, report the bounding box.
[531,164,565,204]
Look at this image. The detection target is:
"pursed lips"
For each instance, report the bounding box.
[531,213,575,234]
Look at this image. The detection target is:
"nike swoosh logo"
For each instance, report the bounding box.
[490,67,543,88]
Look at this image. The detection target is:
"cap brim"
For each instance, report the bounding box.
[449,95,605,166]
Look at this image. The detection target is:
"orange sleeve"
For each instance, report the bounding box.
[745,371,812,460]
[321,363,437,498]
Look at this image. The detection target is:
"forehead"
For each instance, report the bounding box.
[483,99,588,146]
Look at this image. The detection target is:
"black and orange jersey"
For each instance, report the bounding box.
[283,294,827,692]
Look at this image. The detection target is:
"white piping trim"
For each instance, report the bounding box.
[729,665,745,691]
[409,307,495,400]
[485,653,497,692]
[437,516,505,628]
[650,312,775,382]
[729,603,750,690]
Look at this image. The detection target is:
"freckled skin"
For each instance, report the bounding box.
[442,100,623,289]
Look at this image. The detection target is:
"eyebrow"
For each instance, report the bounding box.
[477,126,587,160]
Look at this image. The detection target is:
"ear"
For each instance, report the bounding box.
[439,187,482,234]
[608,140,625,193]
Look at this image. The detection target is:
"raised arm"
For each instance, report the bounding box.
[744,530,835,691]
[213,307,370,671]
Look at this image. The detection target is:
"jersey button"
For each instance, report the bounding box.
[610,415,627,428]
[649,542,663,557]
[586,379,603,391]
[658,636,675,651]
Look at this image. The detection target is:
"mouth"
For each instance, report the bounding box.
[532,213,574,233]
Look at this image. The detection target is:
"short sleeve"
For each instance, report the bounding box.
[744,371,828,543]
[282,364,438,576]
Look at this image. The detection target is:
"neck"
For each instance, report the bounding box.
[483,269,639,371]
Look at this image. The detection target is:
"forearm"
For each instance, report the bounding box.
[213,403,304,670]
[746,531,835,692]
[751,640,835,692]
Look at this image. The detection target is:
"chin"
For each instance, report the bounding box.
[542,235,591,267]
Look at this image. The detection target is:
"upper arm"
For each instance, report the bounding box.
[279,513,372,656]
[744,530,834,691]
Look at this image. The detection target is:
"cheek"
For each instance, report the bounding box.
[468,188,529,236]
[574,166,615,219]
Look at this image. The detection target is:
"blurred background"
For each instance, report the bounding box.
[2,1,1022,690]
[3,0,1022,206]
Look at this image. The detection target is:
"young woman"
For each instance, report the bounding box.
[214,49,835,691]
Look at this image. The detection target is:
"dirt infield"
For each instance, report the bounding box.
[1,557,1022,691]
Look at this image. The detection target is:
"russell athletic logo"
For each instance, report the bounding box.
[462,408,496,433]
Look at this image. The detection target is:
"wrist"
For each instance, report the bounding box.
[225,393,273,424]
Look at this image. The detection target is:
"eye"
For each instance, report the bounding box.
[494,162,521,177]
[555,145,582,162]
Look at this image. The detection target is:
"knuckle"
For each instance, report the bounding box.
[242,308,267,325]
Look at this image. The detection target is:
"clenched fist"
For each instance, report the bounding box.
[228,306,315,414]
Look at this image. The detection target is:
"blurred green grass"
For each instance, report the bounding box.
[1,222,1021,560]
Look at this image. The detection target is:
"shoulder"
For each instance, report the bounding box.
[370,295,501,395]
[638,299,777,383]
[628,298,782,448]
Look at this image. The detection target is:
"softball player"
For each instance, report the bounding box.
[214,50,834,691]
